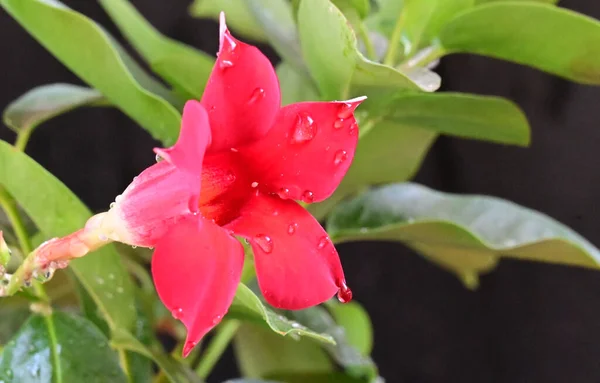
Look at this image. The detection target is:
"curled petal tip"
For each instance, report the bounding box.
[182,340,197,358]
[218,11,229,51]
[345,95,367,104]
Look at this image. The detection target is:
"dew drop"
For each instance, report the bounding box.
[349,121,358,136]
[301,190,314,203]
[334,118,345,129]
[254,234,273,253]
[337,281,353,303]
[109,202,116,209]
[291,113,316,144]
[337,102,354,119]
[171,307,184,320]
[155,153,163,162]
[96,277,105,285]
[277,188,290,200]
[116,286,124,294]
[333,150,348,166]
[249,88,265,104]
[188,196,200,215]
[287,222,298,235]
[251,181,259,188]
[212,315,222,325]
[115,194,123,203]
[317,236,330,249]
[219,59,234,69]
[230,147,239,152]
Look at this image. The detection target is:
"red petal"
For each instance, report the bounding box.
[201,13,280,152]
[151,215,244,357]
[238,97,366,203]
[225,192,350,309]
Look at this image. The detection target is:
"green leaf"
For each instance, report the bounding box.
[365,0,404,37]
[189,0,269,41]
[99,0,214,100]
[111,328,202,383]
[276,62,319,106]
[285,306,377,379]
[380,93,530,146]
[298,0,434,102]
[332,0,371,19]
[0,0,181,145]
[267,372,367,383]
[3,84,105,134]
[476,0,558,3]
[326,301,373,355]
[328,183,600,287]
[439,2,600,85]
[0,141,136,330]
[0,312,127,382]
[228,283,336,345]
[234,323,333,378]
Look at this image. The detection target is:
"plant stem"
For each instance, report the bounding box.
[382,12,407,66]
[398,45,445,71]
[14,128,33,152]
[195,319,241,379]
[358,22,377,61]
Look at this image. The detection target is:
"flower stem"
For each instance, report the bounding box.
[382,12,407,66]
[195,319,241,379]
[398,45,445,71]
[0,185,47,300]
[358,22,377,61]
[14,127,33,152]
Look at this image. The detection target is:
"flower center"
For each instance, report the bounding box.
[198,150,254,226]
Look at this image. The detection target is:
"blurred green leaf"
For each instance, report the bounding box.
[276,62,319,106]
[190,0,269,41]
[111,328,202,383]
[326,301,373,355]
[228,283,336,345]
[0,0,181,145]
[99,0,214,100]
[365,0,404,37]
[476,0,558,3]
[0,141,136,331]
[285,306,377,379]
[380,93,530,146]
[332,0,371,19]
[329,183,600,287]
[234,323,333,378]
[298,0,436,102]
[3,84,105,134]
[439,2,600,84]
[267,372,367,383]
[0,306,30,344]
[0,312,127,382]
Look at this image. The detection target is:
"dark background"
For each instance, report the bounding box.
[2,1,600,382]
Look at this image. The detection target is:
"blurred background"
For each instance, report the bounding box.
[2,0,600,382]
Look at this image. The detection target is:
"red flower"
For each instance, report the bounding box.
[36,14,364,356]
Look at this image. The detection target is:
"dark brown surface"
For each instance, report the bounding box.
[2,1,600,382]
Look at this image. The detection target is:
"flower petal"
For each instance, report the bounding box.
[239,97,366,203]
[151,215,244,357]
[201,13,281,152]
[226,192,351,309]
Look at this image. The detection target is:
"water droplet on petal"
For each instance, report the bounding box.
[337,102,354,119]
[277,188,290,199]
[317,236,330,249]
[219,59,234,69]
[188,196,200,215]
[249,88,265,104]
[251,181,259,188]
[254,234,273,253]
[349,121,358,136]
[212,315,222,325]
[155,153,163,162]
[287,223,298,235]
[337,281,353,303]
[291,113,316,144]
[334,118,345,129]
[109,202,116,209]
[333,150,348,166]
[171,307,184,320]
[230,147,239,152]
[301,190,314,203]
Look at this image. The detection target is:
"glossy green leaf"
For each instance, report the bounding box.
[189,0,269,41]
[276,62,319,106]
[111,328,202,383]
[326,301,373,355]
[285,306,377,379]
[3,84,105,134]
[381,93,530,146]
[0,141,136,330]
[0,0,181,145]
[0,312,127,382]
[439,3,600,84]
[234,323,333,378]
[228,283,336,345]
[99,0,214,100]
[329,183,600,287]
[298,0,434,102]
